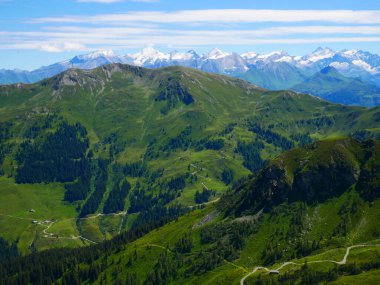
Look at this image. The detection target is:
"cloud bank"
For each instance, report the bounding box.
[3,9,380,52]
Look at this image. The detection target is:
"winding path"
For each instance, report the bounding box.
[240,243,380,285]
[40,220,98,244]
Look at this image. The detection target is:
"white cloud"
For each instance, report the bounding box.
[30,9,380,24]
[39,43,88,52]
[39,44,62,52]
[3,33,380,51]
[6,10,380,53]
[252,26,380,36]
[3,25,380,45]
[37,25,380,36]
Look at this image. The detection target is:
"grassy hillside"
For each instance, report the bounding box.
[0,64,380,255]
[223,138,380,215]
[0,177,82,254]
[1,138,379,285]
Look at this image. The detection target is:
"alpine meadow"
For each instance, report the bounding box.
[1,1,380,285]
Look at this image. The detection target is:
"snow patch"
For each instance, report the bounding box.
[257,50,286,59]
[275,56,293,63]
[241,51,258,59]
[343,49,358,56]
[352,60,377,74]
[330,62,350,70]
[170,50,198,61]
[307,47,335,62]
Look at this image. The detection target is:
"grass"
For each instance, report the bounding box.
[77,216,105,243]
[90,194,380,285]
[0,177,78,253]
[329,269,380,285]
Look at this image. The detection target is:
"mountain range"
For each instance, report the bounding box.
[0,63,379,251]
[2,47,380,106]
[1,63,380,284]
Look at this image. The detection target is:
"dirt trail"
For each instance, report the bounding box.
[240,243,380,285]
[147,243,172,253]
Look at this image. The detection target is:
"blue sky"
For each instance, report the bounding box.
[1,0,380,70]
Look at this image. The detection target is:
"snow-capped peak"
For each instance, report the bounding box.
[131,47,169,66]
[170,50,199,61]
[342,49,359,56]
[140,46,162,57]
[306,47,335,62]
[275,55,294,63]
[258,50,287,58]
[206,48,231,60]
[79,49,117,60]
[241,51,258,59]
[312,47,333,54]
[134,47,167,60]
[257,50,289,62]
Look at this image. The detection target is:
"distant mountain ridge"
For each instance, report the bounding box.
[292,66,380,107]
[1,47,380,106]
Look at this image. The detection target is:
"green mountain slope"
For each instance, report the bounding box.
[292,66,380,107]
[0,64,380,255]
[224,138,380,216]
[1,138,379,285]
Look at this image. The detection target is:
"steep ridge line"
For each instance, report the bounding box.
[240,243,380,285]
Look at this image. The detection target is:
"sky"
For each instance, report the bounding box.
[1,0,380,70]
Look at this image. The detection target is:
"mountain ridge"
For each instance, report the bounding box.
[1,47,379,84]
[292,66,380,107]
[2,47,380,106]
[222,137,380,216]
